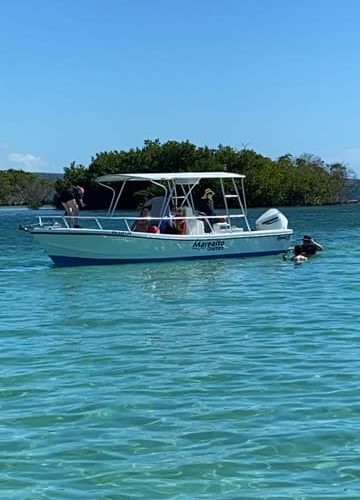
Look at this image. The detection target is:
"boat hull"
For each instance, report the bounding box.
[31,228,292,265]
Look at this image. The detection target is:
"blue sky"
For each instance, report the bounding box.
[1,0,360,175]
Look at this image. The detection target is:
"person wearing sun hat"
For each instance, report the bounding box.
[59,185,86,228]
[199,187,216,216]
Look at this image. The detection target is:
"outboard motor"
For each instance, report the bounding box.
[255,208,288,230]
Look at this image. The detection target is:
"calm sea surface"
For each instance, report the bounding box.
[1,205,360,499]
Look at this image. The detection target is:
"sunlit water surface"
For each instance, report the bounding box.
[1,205,360,499]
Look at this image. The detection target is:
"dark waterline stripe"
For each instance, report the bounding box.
[49,250,285,266]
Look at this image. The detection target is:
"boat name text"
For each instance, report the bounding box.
[192,240,225,251]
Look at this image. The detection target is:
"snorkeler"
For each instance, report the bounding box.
[301,235,323,256]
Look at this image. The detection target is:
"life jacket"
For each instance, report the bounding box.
[147,225,160,234]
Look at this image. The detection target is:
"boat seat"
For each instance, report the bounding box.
[187,219,205,235]
[183,206,205,235]
[213,222,231,233]
[213,222,243,233]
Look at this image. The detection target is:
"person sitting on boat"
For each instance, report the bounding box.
[133,207,150,232]
[159,202,181,234]
[59,186,86,228]
[174,207,187,235]
[291,244,308,263]
[301,235,323,256]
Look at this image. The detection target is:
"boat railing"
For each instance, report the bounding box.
[36,213,248,233]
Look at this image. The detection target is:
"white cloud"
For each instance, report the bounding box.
[7,153,48,172]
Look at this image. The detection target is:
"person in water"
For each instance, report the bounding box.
[283,235,323,262]
[301,235,323,256]
[291,244,308,263]
[59,186,85,228]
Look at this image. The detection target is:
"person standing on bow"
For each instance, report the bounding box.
[59,186,86,228]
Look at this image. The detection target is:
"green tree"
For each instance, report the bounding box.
[57,141,351,210]
[0,169,55,207]
[54,162,88,192]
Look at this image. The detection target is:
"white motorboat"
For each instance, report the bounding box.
[22,171,293,265]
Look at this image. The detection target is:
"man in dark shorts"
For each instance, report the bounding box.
[59,186,85,228]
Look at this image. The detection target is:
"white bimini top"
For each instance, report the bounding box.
[96,171,245,184]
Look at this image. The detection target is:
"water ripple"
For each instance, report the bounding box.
[1,206,360,498]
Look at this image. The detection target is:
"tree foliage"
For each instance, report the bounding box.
[0,170,55,208]
[1,140,350,209]
[82,140,350,209]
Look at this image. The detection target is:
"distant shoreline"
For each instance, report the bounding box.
[0,205,57,211]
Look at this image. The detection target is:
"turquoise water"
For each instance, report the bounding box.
[1,205,360,499]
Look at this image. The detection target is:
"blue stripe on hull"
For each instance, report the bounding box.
[49,250,286,266]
